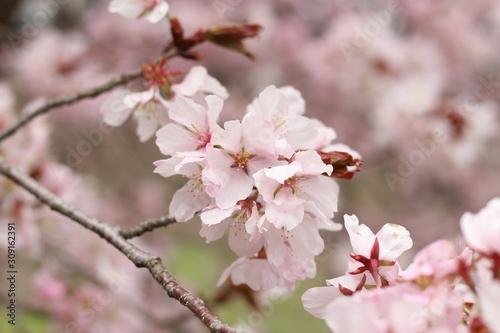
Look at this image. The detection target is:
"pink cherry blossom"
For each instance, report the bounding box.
[301,284,343,319]
[253,150,336,230]
[343,214,412,287]
[154,152,210,222]
[218,249,317,293]
[202,119,279,210]
[218,257,284,292]
[102,87,168,142]
[460,197,500,257]
[401,240,473,284]
[169,167,211,222]
[200,201,327,291]
[108,0,170,24]
[102,66,227,142]
[252,214,326,268]
[302,215,413,321]
[156,94,223,157]
[322,284,466,333]
[243,85,321,158]
[172,66,229,100]
[215,223,325,292]
[200,199,263,257]
[344,214,413,262]
[150,82,360,292]
[153,94,224,221]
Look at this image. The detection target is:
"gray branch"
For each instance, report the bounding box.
[119,216,177,239]
[0,71,142,143]
[0,156,237,333]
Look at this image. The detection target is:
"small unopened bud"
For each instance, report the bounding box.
[317,150,363,179]
[202,24,262,59]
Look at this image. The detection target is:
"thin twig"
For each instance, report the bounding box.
[0,45,180,144]
[119,215,177,239]
[0,71,142,143]
[0,156,237,333]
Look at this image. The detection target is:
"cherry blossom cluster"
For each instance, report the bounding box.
[153,83,361,291]
[101,0,365,294]
[302,198,500,333]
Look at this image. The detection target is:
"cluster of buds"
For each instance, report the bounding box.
[167,17,262,60]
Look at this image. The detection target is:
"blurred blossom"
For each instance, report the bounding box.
[460,197,500,257]
[108,0,170,23]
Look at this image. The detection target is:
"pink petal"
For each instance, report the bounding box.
[168,95,207,129]
[201,74,229,99]
[101,89,133,126]
[199,219,230,242]
[169,186,210,222]
[211,120,243,153]
[478,282,500,332]
[302,286,340,319]
[344,214,376,257]
[302,176,339,219]
[228,226,262,257]
[294,150,333,176]
[287,218,324,258]
[156,123,198,155]
[200,205,238,226]
[263,161,302,184]
[283,116,319,151]
[205,95,224,131]
[279,86,305,115]
[145,1,169,23]
[134,107,160,142]
[376,223,413,261]
[215,170,254,210]
[263,226,288,266]
[265,197,305,230]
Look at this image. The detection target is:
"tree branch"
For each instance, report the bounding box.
[119,215,177,239]
[0,20,262,144]
[0,71,143,143]
[0,43,182,144]
[0,156,237,333]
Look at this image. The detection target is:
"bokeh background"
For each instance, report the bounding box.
[1,0,500,332]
